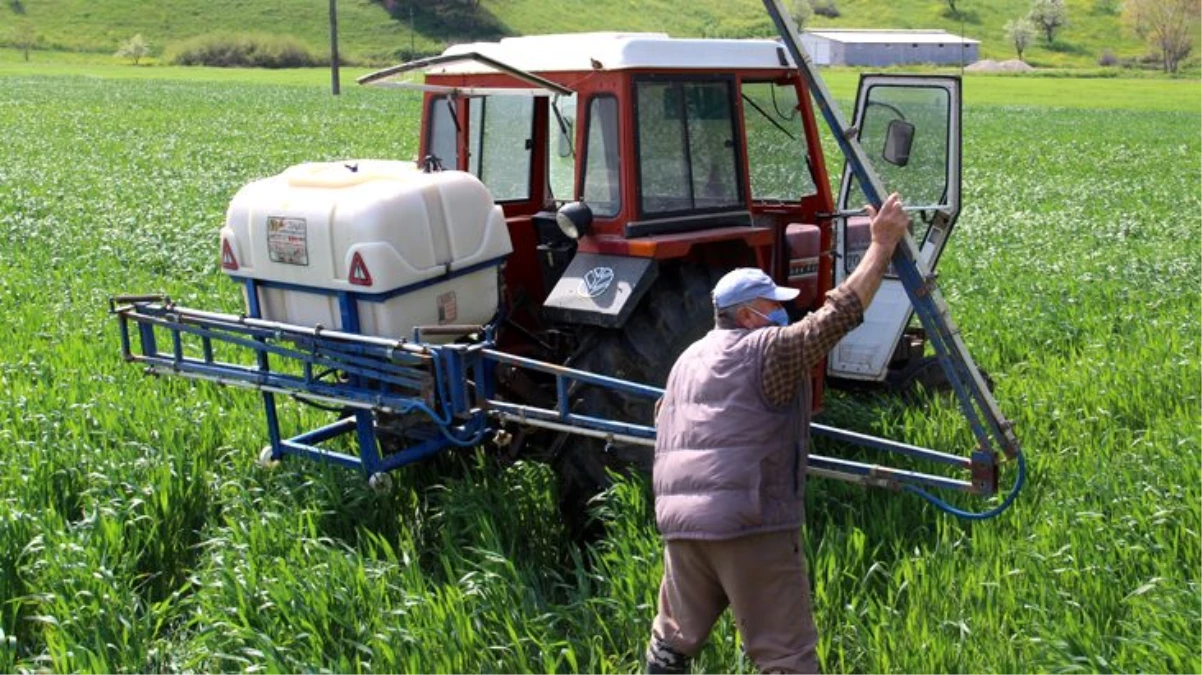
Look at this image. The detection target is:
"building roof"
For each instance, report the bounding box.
[438,32,797,73]
[804,29,979,45]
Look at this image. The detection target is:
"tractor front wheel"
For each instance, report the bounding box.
[552,262,723,540]
[890,354,996,404]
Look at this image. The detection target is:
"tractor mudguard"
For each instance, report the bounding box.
[541,253,658,329]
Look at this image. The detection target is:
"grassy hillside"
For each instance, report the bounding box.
[3,48,1198,109]
[0,0,429,61]
[0,0,1168,69]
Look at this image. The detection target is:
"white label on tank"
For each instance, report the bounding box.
[437,291,458,324]
[267,216,309,266]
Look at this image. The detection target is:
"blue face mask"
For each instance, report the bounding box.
[749,306,790,328]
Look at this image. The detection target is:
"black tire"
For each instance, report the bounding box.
[891,355,996,404]
[552,262,722,541]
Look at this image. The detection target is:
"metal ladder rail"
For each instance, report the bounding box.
[762,0,1021,471]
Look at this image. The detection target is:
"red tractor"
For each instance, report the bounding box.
[114,19,1021,536]
[358,31,969,516]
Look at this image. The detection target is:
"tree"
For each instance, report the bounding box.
[12,20,40,62]
[115,34,151,65]
[1004,17,1036,60]
[1028,0,1069,45]
[791,0,813,31]
[1123,0,1201,73]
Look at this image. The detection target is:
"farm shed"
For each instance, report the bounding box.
[800,29,979,67]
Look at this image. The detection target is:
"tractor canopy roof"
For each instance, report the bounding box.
[439,32,798,74]
[359,33,801,94]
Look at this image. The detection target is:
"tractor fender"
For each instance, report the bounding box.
[541,253,659,329]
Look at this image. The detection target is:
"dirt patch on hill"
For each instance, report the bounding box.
[964,59,1036,72]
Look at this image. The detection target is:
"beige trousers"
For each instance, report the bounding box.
[650,529,820,674]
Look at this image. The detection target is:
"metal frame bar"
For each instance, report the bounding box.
[811,424,970,468]
[120,283,461,477]
[120,311,431,391]
[474,348,986,494]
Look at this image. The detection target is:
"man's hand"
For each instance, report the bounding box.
[841,192,911,309]
[865,192,909,252]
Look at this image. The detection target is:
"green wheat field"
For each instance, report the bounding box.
[0,68,1198,673]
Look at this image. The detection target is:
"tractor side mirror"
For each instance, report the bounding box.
[882,119,914,167]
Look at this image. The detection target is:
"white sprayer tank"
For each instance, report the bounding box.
[220,160,512,341]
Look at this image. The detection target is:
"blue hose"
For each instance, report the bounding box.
[902,451,1026,520]
[438,416,491,448]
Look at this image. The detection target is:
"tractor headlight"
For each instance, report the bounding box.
[555,201,593,240]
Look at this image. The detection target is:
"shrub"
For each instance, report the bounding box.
[165,32,322,68]
[1098,48,1119,66]
[812,0,840,18]
[388,47,440,63]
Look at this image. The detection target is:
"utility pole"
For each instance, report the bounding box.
[329,0,341,95]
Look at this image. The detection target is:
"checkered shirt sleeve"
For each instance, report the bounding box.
[762,287,865,407]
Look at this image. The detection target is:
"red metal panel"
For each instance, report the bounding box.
[784,223,821,308]
[578,225,774,259]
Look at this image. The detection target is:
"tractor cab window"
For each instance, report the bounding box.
[742,81,817,201]
[426,96,459,170]
[635,78,742,216]
[548,93,577,203]
[844,85,951,215]
[581,95,620,217]
[842,83,953,271]
[468,95,535,202]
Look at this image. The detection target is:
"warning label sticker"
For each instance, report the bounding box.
[267,216,309,266]
[437,291,458,324]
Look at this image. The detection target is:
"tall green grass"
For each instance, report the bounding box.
[0,73,1197,672]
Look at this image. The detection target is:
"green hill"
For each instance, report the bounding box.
[0,0,1166,68]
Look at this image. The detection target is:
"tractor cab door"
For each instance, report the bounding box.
[829,75,962,381]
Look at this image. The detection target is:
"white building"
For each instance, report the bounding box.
[800,29,979,67]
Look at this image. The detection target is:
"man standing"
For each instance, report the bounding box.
[645,193,911,674]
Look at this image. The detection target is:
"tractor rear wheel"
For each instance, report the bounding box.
[552,262,723,540]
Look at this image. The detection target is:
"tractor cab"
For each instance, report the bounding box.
[361,33,833,373]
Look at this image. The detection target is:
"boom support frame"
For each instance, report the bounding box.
[111,290,997,502]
